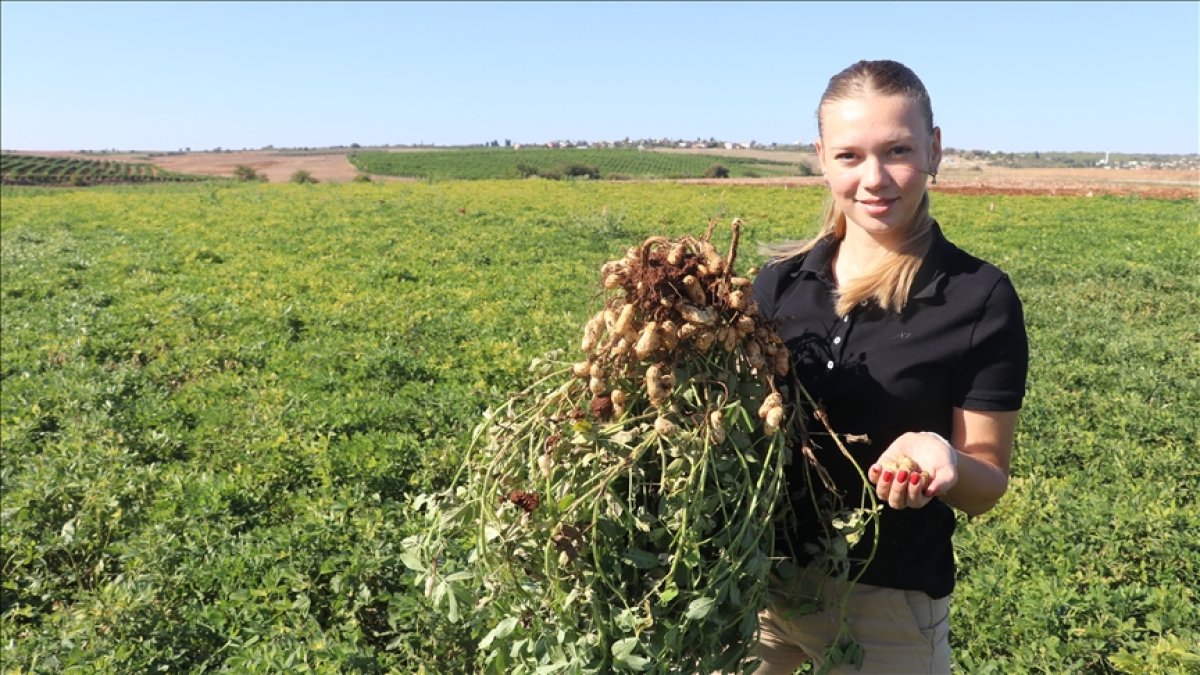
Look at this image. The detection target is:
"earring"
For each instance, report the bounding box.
[929,170,938,185]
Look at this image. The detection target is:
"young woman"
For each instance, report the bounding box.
[750,60,1029,673]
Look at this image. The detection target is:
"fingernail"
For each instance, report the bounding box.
[882,471,895,482]
[910,472,922,486]
[896,470,909,483]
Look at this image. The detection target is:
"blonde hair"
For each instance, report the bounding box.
[765,60,936,316]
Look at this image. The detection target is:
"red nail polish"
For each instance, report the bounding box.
[882,471,895,482]
[910,472,922,486]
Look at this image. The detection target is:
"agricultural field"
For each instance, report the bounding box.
[0,154,208,187]
[1,181,1197,672]
[348,147,805,181]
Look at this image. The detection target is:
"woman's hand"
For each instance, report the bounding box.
[867,432,959,510]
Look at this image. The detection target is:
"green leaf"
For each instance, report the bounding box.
[479,616,520,650]
[623,548,660,569]
[399,547,426,572]
[612,637,637,658]
[442,570,473,583]
[611,637,650,671]
[447,583,460,622]
[685,596,716,621]
[738,605,758,636]
[616,654,651,671]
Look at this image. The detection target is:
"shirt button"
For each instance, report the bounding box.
[826,360,835,370]
[842,315,849,323]
[833,336,842,345]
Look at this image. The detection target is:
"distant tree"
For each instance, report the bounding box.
[703,163,730,179]
[234,165,264,182]
[561,163,600,180]
[290,169,318,184]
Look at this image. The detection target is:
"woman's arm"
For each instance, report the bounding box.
[868,408,1018,516]
[941,408,1017,516]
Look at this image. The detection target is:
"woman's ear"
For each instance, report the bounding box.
[814,139,827,176]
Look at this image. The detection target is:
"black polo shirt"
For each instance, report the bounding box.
[753,222,1028,599]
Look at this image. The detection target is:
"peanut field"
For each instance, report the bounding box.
[1,181,1197,672]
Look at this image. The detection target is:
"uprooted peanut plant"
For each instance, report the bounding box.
[403,219,878,673]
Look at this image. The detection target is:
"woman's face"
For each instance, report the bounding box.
[816,92,941,244]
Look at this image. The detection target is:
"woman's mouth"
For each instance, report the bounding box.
[858,197,897,216]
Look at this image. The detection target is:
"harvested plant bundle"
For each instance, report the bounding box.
[404,220,861,673]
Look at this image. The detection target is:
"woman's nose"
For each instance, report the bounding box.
[860,156,891,189]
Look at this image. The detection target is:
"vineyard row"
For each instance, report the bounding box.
[1,154,208,186]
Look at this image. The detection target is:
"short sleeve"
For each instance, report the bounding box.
[953,274,1029,411]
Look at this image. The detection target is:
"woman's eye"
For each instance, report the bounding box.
[835,152,856,161]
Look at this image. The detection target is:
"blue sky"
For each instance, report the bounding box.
[2,1,1197,154]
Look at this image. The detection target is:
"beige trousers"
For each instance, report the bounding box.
[750,569,951,674]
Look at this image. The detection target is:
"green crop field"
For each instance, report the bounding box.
[1,154,209,187]
[1,181,1197,672]
[349,147,805,181]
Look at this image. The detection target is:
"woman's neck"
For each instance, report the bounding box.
[832,227,891,287]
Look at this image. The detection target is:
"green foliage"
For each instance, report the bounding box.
[514,161,540,179]
[349,147,800,181]
[404,354,802,673]
[1,183,1196,671]
[234,164,266,182]
[399,223,857,672]
[512,160,600,181]
[703,163,730,178]
[560,162,600,179]
[290,170,318,184]
[932,193,1200,673]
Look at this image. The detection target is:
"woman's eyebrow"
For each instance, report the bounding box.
[829,136,917,150]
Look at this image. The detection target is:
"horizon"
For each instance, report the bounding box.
[2,2,1198,155]
[4,143,1199,158]
[5,141,1198,158]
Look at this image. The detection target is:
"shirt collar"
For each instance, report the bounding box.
[793,234,838,283]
